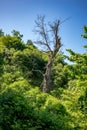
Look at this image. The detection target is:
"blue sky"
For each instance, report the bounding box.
[0,0,87,54]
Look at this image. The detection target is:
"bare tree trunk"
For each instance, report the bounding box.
[42,57,54,92]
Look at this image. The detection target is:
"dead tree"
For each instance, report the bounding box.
[35,15,62,92]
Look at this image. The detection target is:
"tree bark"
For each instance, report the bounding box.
[42,57,54,92]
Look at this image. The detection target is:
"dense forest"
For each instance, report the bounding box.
[0,21,87,129]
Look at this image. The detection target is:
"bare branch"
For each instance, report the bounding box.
[32,69,44,76]
[60,17,71,25]
[34,15,63,92]
[34,40,53,54]
[35,15,52,52]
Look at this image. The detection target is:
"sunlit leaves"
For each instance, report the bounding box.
[81,25,87,39]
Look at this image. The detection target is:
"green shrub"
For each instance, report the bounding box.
[0,87,73,130]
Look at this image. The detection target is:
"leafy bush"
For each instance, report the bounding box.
[0,88,32,130]
[77,81,87,114]
[0,87,73,130]
[25,88,73,130]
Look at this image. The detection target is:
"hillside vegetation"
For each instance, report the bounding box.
[0,26,87,130]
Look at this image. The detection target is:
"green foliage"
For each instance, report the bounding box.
[77,81,87,114]
[51,53,68,88]
[0,29,4,36]
[0,33,46,86]
[0,28,87,129]
[0,52,4,76]
[0,86,73,130]
[81,25,87,39]
[66,49,87,80]
[11,30,23,41]
[13,46,46,86]
[0,88,32,130]
[0,35,25,50]
[52,63,67,88]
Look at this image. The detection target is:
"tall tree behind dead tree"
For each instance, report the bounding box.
[34,15,62,93]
